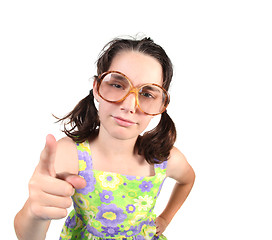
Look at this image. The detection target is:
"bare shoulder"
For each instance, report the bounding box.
[166,146,195,184]
[54,136,78,175]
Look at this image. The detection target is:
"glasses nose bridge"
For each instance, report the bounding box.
[126,87,140,107]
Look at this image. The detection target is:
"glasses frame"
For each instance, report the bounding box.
[96,70,170,116]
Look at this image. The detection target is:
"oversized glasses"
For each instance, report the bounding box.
[96,71,170,116]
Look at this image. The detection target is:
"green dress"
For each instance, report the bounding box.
[60,141,167,240]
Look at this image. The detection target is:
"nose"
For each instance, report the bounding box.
[120,92,138,114]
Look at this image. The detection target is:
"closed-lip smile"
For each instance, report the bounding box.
[113,116,136,127]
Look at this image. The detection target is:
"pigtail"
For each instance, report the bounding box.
[55,90,100,142]
[136,111,176,164]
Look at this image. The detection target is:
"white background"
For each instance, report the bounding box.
[1,0,271,239]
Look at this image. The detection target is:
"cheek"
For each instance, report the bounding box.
[96,101,110,123]
[97,99,155,135]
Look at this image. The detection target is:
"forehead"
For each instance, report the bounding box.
[108,51,163,86]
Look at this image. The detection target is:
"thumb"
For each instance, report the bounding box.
[38,134,57,176]
[57,173,87,190]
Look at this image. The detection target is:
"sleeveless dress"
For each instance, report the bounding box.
[60,141,168,240]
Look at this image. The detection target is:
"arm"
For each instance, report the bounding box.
[155,147,195,235]
[14,135,85,240]
[14,200,51,240]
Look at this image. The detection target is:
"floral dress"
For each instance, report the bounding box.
[60,141,167,240]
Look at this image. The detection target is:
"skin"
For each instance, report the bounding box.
[14,51,195,239]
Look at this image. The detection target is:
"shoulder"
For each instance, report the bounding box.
[166,146,195,184]
[54,136,79,175]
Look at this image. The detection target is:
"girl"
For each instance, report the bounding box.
[14,37,195,240]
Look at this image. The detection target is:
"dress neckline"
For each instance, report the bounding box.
[84,140,158,179]
[91,168,157,179]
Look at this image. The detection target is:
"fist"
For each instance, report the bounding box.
[28,134,86,220]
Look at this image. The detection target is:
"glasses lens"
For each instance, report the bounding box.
[98,72,169,115]
[138,85,168,115]
[99,72,130,102]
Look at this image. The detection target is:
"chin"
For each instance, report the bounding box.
[110,130,139,141]
[100,119,148,141]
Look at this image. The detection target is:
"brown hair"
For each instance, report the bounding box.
[56,36,176,164]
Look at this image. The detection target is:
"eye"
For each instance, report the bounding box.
[140,85,161,100]
[106,73,129,90]
[110,83,123,89]
[140,91,155,99]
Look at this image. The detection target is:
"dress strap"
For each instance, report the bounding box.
[76,140,93,171]
[75,141,96,195]
[154,160,168,175]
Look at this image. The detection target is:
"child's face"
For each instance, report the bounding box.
[94,51,163,141]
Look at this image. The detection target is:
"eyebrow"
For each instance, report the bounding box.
[141,85,161,93]
[111,72,162,91]
[111,73,127,81]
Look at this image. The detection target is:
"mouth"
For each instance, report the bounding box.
[112,116,136,127]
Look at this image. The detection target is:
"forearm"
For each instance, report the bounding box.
[159,181,194,224]
[14,199,50,240]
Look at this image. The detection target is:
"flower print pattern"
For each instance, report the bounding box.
[77,170,96,195]
[154,172,166,184]
[77,146,96,195]
[86,225,104,238]
[127,190,138,198]
[126,204,136,214]
[78,150,92,169]
[134,195,154,211]
[64,215,76,229]
[128,212,146,225]
[145,225,157,239]
[99,190,114,203]
[60,141,168,239]
[139,181,153,192]
[59,226,70,239]
[126,175,144,181]
[96,204,127,227]
[154,160,167,170]
[73,193,90,211]
[97,172,124,190]
[135,235,146,240]
[120,226,138,237]
[101,226,120,237]
[79,159,87,171]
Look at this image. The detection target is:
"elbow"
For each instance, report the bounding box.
[14,212,23,240]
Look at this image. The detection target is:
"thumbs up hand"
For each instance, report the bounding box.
[28,134,86,220]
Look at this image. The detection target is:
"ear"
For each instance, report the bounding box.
[93,79,99,102]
